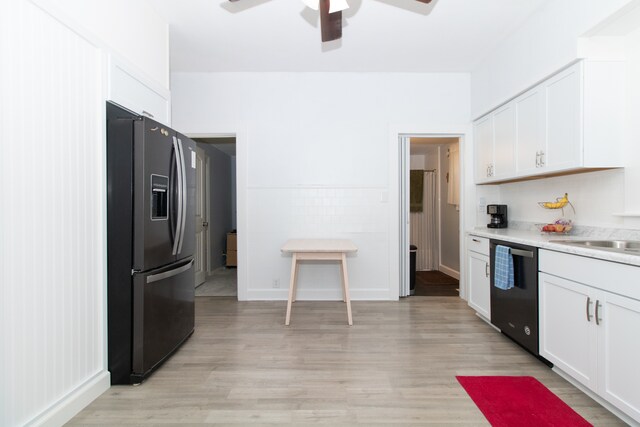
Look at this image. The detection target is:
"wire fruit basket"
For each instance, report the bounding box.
[537,193,575,234]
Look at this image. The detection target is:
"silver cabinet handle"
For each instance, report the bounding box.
[535,151,540,167]
[142,110,155,119]
[485,262,490,278]
[540,150,545,167]
[595,300,602,325]
[472,238,480,243]
[586,297,593,322]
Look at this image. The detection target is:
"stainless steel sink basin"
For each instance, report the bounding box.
[550,240,640,254]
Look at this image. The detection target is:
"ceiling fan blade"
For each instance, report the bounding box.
[319,0,342,42]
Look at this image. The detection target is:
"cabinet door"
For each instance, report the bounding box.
[545,64,582,172]
[109,56,171,126]
[492,103,516,179]
[473,115,493,183]
[539,273,598,391]
[467,251,490,319]
[515,87,545,176]
[598,292,640,421]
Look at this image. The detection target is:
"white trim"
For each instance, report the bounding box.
[392,126,467,302]
[436,146,443,270]
[27,371,110,427]
[205,153,212,275]
[438,264,460,281]
[187,126,247,301]
[246,289,391,301]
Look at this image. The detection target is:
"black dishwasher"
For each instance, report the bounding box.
[490,239,540,356]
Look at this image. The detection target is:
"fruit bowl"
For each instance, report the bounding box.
[536,219,573,234]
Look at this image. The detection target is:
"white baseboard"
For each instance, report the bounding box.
[28,370,110,427]
[439,264,460,280]
[552,367,639,426]
[246,288,392,301]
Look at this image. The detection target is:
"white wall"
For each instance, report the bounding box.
[0,1,169,425]
[172,72,470,300]
[39,0,170,89]
[470,0,640,230]
[471,0,635,118]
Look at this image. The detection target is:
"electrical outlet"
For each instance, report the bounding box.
[272,279,280,289]
[478,197,486,213]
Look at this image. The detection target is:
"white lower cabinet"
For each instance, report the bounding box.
[466,235,490,319]
[539,250,640,423]
[598,292,640,421]
[539,273,598,389]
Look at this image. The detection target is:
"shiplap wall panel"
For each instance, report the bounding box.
[0,1,107,425]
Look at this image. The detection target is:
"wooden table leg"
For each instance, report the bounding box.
[292,260,300,303]
[285,253,297,326]
[340,253,353,326]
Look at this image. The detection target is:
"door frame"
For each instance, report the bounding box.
[389,126,468,301]
[194,144,209,284]
[187,129,246,300]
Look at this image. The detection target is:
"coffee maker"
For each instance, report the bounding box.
[487,204,508,228]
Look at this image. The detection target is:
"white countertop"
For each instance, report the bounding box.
[468,226,640,267]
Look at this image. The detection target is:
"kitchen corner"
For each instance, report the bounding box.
[466,221,640,425]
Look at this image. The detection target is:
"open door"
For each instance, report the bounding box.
[194,145,208,286]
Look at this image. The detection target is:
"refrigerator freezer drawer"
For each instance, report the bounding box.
[131,259,195,383]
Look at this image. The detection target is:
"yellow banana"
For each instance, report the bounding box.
[542,193,569,209]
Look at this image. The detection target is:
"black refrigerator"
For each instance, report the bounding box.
[106,101,196,384]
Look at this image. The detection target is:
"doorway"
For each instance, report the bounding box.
[192,136,237,297]
[402,136,461,297]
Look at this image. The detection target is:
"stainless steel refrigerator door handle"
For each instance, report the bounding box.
[510,248,534,258]
[146,260,194,284]
[176,138,187,254]
[172,136,183,255]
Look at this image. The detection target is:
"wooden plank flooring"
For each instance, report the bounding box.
[69,297,625,425]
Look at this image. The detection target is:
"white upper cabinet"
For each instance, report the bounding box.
[515,87,545,176]
[492,103,517,180]
[473,114,494,183]
[108,55,171,126]
[473,103,516,183]
[474,60,624,184]
[544,64,582,172]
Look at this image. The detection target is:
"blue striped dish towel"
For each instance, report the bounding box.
[494,245,514,290]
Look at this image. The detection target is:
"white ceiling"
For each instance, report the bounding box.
[152,0,550,73]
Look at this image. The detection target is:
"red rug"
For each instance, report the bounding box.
[456,376,592,427]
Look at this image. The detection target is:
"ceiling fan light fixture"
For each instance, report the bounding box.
[329,0,349,14]
[301,0,319,11]
[301,0,349,13]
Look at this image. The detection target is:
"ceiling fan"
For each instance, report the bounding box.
[228,0,433,43]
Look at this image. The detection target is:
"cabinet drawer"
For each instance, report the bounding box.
[467,235,489,255]
[539,249,640,301]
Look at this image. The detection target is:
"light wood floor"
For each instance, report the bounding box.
[69,297,624,425]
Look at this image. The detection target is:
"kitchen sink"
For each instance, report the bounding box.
[550,239,640,254]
